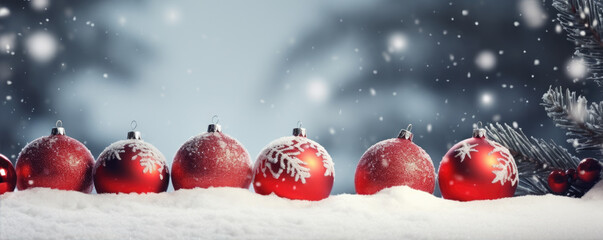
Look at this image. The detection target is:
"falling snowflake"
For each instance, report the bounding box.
[487,139,518,186]
[257,136,335,184]
[454,142,478,162]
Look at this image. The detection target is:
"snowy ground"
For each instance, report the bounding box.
[1,183,603,240]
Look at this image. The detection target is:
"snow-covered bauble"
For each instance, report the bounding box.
[438,126,518,201]
[93,122,169,194]
[0,153,17,194]
[16,121,95,193]
[172,120,253,190]
[355,125,436,194]
[253,125,335,201]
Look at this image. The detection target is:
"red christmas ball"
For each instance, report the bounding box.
[0,154,17,194]
[93,130,169,194]
[548,169,569,194]
[577,158,602,183]
[438,128,518,201]
[16,124,94,193]
[172,123,252,190]
[355,126,435,194]
[253,127,335,201]
[577,158,601,183]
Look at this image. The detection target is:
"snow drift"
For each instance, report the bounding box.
[1,182,603,239]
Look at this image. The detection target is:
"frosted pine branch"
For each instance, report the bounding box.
[542,87,603,158]
[553,0,603,84]
[486,123,584,196]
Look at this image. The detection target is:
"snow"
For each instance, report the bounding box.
[518,0,547,28]
[0,7,9,18]
[2,182,603,239]
[306,79,329,103]
[25,32,57,63]
[30,0,50,11]
[481,92,493,106]
[566,58,588,80]
[387,33,407,52]
[475,50,496,71]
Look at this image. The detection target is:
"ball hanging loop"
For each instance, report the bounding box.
[130,120,138,131]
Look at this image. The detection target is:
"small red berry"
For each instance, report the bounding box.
[577,158,602,183]
[565,168,577,182]
[548,169,569,194]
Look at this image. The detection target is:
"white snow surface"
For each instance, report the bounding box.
[1,182,603,240]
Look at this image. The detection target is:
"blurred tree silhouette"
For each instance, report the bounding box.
[0,0,149,161]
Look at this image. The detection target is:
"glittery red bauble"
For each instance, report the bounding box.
[16,128,94,193]
[93,132,169,194]
[438,129,518,201]
[548,169,569,194]
[577,158,602,183]
[253,128,335,201]
[172,125,252,190]
[0,154,17,194]
[355,128,435,194]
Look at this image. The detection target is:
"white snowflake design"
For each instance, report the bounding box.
[487,139,518,186]
[257,136,335,184]
[102,140,168,180]
[454,142,478,162]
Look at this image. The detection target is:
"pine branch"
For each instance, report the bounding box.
[542,87,603,158]
[486,123,584,196]
[553,0,603,84]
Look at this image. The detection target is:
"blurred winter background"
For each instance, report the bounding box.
[0,0,599,195]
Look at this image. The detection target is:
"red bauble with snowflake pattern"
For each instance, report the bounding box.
[253,126,335,201]
[172,123,253,190]
[16,122,94,193]
[93,126,169,194]
[438,127,518,201]
[355,125,436,194]
[0,153,17,194]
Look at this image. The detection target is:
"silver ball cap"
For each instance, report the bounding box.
[397,124,413,140]
[397,129,413,140]
[292,127,307,137]
[127,131,142,140]
[207,124,222,133]
[473,128,487,138]
[51,127,65,136]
